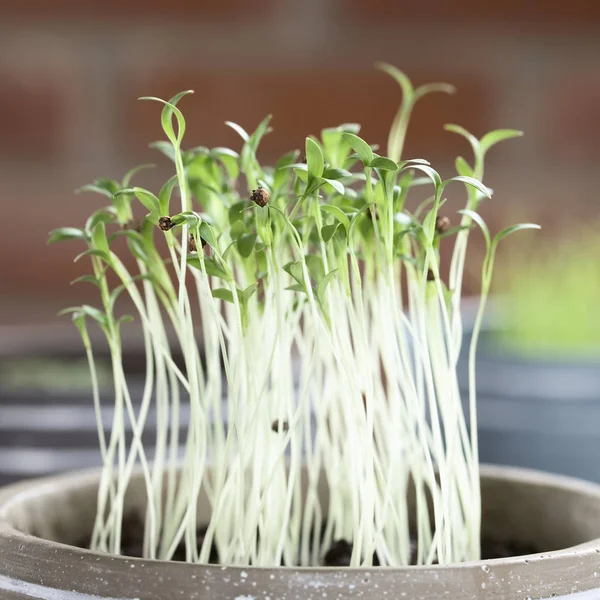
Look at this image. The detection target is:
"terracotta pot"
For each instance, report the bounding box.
[1,465,600,599]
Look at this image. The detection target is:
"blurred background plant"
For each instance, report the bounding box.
[492,229,600,359]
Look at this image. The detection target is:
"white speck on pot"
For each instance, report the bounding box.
[234,596,256,600]
[481,564,490,573]
[481,582,486,589]
[240,571,248,579]
[348,584,355,590]
[269,574,275,580]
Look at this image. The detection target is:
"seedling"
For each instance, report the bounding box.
[50,63,538,567]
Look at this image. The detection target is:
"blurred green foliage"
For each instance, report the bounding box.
[494,228,600,358]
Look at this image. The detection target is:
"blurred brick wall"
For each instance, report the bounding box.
[1,0,599,325]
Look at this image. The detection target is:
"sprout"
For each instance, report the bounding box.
[49,64,538,567]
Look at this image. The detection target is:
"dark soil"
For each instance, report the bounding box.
[322,537,540,566]
[76,512,541,566]
[77,512,219,564]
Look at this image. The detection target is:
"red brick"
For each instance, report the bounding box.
[543,74,600,165]
[0,70,67,160]
[346,0,600,26]
[4,0,271,19]
[119,69,494,166]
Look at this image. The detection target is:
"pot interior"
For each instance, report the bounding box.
[2,465,600,561]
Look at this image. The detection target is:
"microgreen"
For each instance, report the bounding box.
[50,64,537,567]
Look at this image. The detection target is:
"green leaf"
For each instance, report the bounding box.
[458,209,491,248]
[276,150,300,170]
[284,260,306,287]
[398,158,430,167]
[186,145,209,160]
[321,223,339,242]
[57,306,83,317]
[208,257,231,280]
[406,164,442,189]
[293,167,309,183]
[480,129,523,155]
[86,208,118,234]
[274,150,300,189]
[343,187,358,200]
[369,156,399,170]
[493,223,540,246]
[150,141,176,162]
[455,156,474,177]
[171,211,202,227]
[81,305,108,328]
[76,183,115,199]
[437,224,472,239]
[77,178,120,198]
[74,248,111,263]
[117,315,135,326]
[115,187,160,214]
[341,133,374,165]
[48,227,88,244]
[162,92,191,145]
[305,137,324,178]
[305,254,325,283]
[212,288,234,303]
[210,147,239,160]
[225,121,250,143]
[70,274,100,287]
[285,284,306,293]
[92,222,110,254]
[282,162,308,172]
[199,222,218,250]
[126,235,150,263]
[241,283,257,303]
[322,167,352,180]
[236,233,257,258]
[229,201,247,224]
[316,269,338,305]
[158,176,178,214]
[246,115,272,155]
[415,82,456,100]
[321,178,345,195]
[211,147,240,180]
[139,91,193,146]
[321,205,351,232]
[446,176,491,199]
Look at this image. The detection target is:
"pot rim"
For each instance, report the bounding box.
[2,463,600,572]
